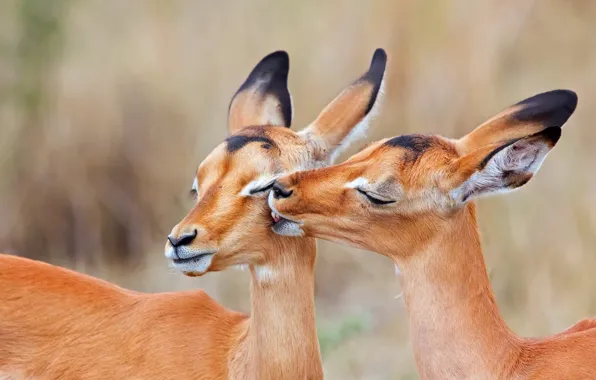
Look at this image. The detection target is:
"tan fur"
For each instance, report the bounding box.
[271,91,596,379]
[0,50,386,379]
[303,80,377,150]
[0,254,242,379]
[229,93,287,134]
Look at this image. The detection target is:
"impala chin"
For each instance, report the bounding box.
[271,214,303,237]
[165,245,217,276]
[171,253,215,276]
[268,193,304,236]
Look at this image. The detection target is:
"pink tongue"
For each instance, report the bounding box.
[273,215,280,223]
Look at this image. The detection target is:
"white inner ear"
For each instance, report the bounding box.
[239,175,279,197]
[451,138,552,203]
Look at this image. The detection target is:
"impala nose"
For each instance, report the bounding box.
[272,183,293,199]
[167,229,198,247]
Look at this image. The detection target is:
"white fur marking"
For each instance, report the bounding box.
[344,177,369,189]
[191,177,198,192]
[254,265,277,283]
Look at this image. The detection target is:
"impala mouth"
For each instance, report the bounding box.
[268,194,304,237]
[171,252,214,265]
[168,250,216,275]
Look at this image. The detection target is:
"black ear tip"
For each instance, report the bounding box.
[256,50,290,73]
[558,89,578,113]
[369,48,387,73]
[358,48,387,114]
[372,48,387,63]
[361,48,387,87]
[542,126,562,145]
[513,89,578,127]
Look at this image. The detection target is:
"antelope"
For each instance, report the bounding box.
[0,49,387,380]
[269,90,596,379]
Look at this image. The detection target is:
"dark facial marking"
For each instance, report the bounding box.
[226,134,276,153]
[385,134,433,162]
[511,89,577,127]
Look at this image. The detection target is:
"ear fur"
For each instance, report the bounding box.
[300,48,387,162]
[457,90,577,155]
[228,51,292,134]
[450,127,562,203]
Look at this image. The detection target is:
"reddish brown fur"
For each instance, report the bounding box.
[271,90,596,379]
[0,254,243,379]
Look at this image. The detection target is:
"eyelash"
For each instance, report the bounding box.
[249,182,275,195]
[356,188,395,205]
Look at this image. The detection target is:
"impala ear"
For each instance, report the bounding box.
[228,51,292,134]
[456,90,577,155]
[449,126,562,204]
[447,90,577,204]
[300,48,387,163]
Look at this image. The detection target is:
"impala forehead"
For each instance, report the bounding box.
[196,127,310,190]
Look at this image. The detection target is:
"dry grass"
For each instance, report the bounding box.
[1,1,596,378]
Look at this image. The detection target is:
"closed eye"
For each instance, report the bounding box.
[249,181,275,195]
[356,188,396,205]
[189,176,199,200]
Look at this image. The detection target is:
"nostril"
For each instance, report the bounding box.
[272,184,293,199]
[168,229,198,247]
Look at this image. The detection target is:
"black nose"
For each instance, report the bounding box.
[272,184,293,199]
[168,230,197,247]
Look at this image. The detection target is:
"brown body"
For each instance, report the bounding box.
[270,90,596,379]
[0,49,387,379]
[0,254,243,379]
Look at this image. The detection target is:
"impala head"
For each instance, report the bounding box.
[270,90,577,257]
[166,49,387,276]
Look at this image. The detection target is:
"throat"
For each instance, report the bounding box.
[233,238,322,379]
[398,204,521,379]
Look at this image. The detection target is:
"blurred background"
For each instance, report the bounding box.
[1,0,596,378]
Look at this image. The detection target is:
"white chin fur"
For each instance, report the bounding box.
[271,218,303,236]
[170,253,214,274]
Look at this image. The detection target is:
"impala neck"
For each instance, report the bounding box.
[396,203,522,379]
[232,237,322,380]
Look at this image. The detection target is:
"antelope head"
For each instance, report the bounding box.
[166,49,387,275]
[269,90,577,257]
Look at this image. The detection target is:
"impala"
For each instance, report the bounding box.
[0,49,387,379]
[269,90,596,379]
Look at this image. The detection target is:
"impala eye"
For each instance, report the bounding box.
[249,181,275,195]
[189,177,199,199]
[356,188,395,205]
[240,177,279,197]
